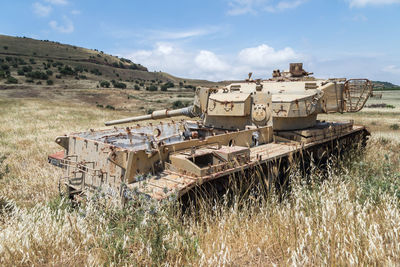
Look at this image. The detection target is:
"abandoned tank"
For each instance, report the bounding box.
[49,63,373,201]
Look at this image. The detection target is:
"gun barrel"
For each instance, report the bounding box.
[105,106,195,126]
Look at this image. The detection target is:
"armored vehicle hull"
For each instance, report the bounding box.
[49,120,368,201]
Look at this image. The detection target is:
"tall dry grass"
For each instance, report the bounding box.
[1,97,400,266]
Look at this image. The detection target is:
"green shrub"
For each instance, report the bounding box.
[52,62,63,67]
[1,64,9,70]
[390,124,399,130]
[25,71,48,80]
[146,85,158,91]
[74,65,84,73]
[90,68,102,76]
[3,46,8,50]
[17,69,25,76]
[46,70,53,76]
[17,58,26,65]
[59,65,76,75]
[147,108,155,114]
[105,105,115,110]
[172,100,190,109]
[100,81,110,88]
[46,80,54,85]
[184,85,196,90]
[134,84,140,90]
[6,76,18,84]
[111,80,127,89]
[29,58,36,64]
[161,81,174,92]
[22,66,32,72]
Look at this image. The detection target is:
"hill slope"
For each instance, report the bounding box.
[0,35,217,89]
[372,81,400,91]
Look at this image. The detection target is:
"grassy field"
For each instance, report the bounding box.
[1,90,400,265]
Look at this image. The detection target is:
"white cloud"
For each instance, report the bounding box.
[266,0,307,12]
[49,16,74,33]
[150,27,219,40]
[383,65,400,74]
[347,0,400,7]
[128,43,193,76]
[71,10,81,15]
[125,43,301,81]
[238,44,300,67]
[227,0,260,15]
[352,14,368,21]
[44,0,68,5]
[195,51,229,72]
[227,0,306,15]
[32,2,52,17]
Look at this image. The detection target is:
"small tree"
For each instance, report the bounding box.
[147,85,158,91]
[1,64,9,71]
[47,80,54,85]
[134,84,140,90]
[6,76,18,84]
[25,71,48,80]
[22,66,32,72]
[100,81,110,88]
[111,80,127,89]
[90,68,102,76]
[59,65,76,75]
[172,100,190,109]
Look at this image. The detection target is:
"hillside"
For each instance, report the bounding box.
[372,81,400,90]
[0,35,217,90]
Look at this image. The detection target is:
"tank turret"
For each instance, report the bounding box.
[105,63,372,131]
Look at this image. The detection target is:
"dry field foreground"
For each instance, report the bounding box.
[1,91,400,266]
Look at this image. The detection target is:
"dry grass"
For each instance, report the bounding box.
[1,94,400,266]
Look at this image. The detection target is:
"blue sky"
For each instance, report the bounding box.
[1,0,400,83]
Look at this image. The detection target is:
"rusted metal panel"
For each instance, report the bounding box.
[48,151,65,168]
